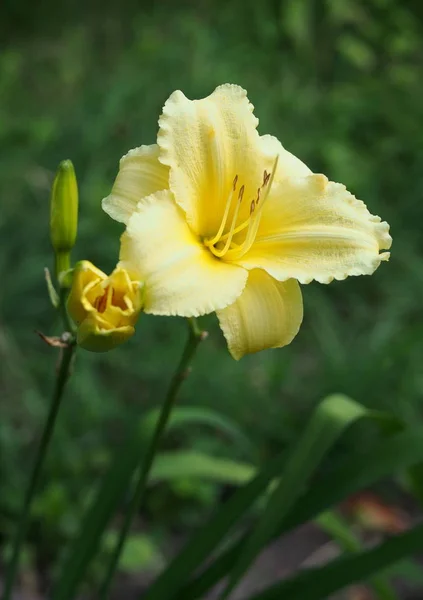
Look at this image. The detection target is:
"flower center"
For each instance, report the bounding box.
[94,286,113,313]
[204,156,278,261]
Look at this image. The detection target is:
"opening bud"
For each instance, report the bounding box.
[67,261,143,352]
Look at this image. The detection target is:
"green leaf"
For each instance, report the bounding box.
[103,532,164,574]
[182,425,423,600]
[52,420,147,600]
[44,267,59,308]
[382,558,423,585]
[145,394,376,600]
[150,451,255,485]
[144,450,288,600]
[316,511,397,600]
[248,522,423,600]
[143,406,257,459]
[222,394,370,598]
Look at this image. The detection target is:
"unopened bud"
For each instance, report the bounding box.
[50,160,79,279]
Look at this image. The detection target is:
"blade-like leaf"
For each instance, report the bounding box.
[222,394,370,598]
[144,451,288,600]
[249,522,423,600]
[145,394,378,600]
[182,425,423,600]
[316,511,397,600]
[150,451,255,486]
[52,420,147,600]
[143,406,257,460]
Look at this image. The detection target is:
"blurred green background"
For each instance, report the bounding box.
[1,0,423,590]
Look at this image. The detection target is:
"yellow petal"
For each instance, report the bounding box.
[120,190,248,317]
[67,260,107,324]
[104,267,143,327]
[102,145,169,224]
[77,313,135,352]
[158,84,276,237]
[259,134,312,181]
[236,174,392,284]
[216,270,303,360]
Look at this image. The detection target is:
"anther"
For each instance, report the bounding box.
[263,170,268,185]
[233,174,238,191]
[96,287,109,313]
[250,200,255,214]
[256,188,261,205]
[238,185,245,201]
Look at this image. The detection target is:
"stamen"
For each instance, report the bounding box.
[219,159,277,243]
[205,155,279,260]
[95,286,111,313]
[204,177,238,248]
[225,155,279,260]
[210,186,244,258]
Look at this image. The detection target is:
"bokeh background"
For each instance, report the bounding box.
[2,0,423,596]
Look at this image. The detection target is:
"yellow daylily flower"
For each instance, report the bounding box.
[67,261,143,352]
[102,84,392,360]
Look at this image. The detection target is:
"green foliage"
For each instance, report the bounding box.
[316,511,398,599]
[250,522,423,599]
[179,424,423,599]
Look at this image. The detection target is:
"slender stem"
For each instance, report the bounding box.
[2,339,76,600]
[55,251,71,281]
[99,318,207,599]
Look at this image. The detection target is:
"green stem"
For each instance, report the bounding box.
[98,318,207,600]
[2,340,76,600]
[55,251,71,281]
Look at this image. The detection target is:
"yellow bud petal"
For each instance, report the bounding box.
[50,160,79,276]
[76,314,136,352]
[67,261,107,325]
[67,261,143,352]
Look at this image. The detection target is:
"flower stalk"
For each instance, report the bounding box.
[2,337,76,600]
[98,317,207,599]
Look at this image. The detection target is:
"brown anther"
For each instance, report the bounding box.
[263,170,268,185]
[238,185,245,202]
[250,200,255,214]
[96,287,110,313]
[264,171,271,186]
[256,188,261,204]
[233,174,238,191]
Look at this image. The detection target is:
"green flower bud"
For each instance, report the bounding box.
[50,160,79,279]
